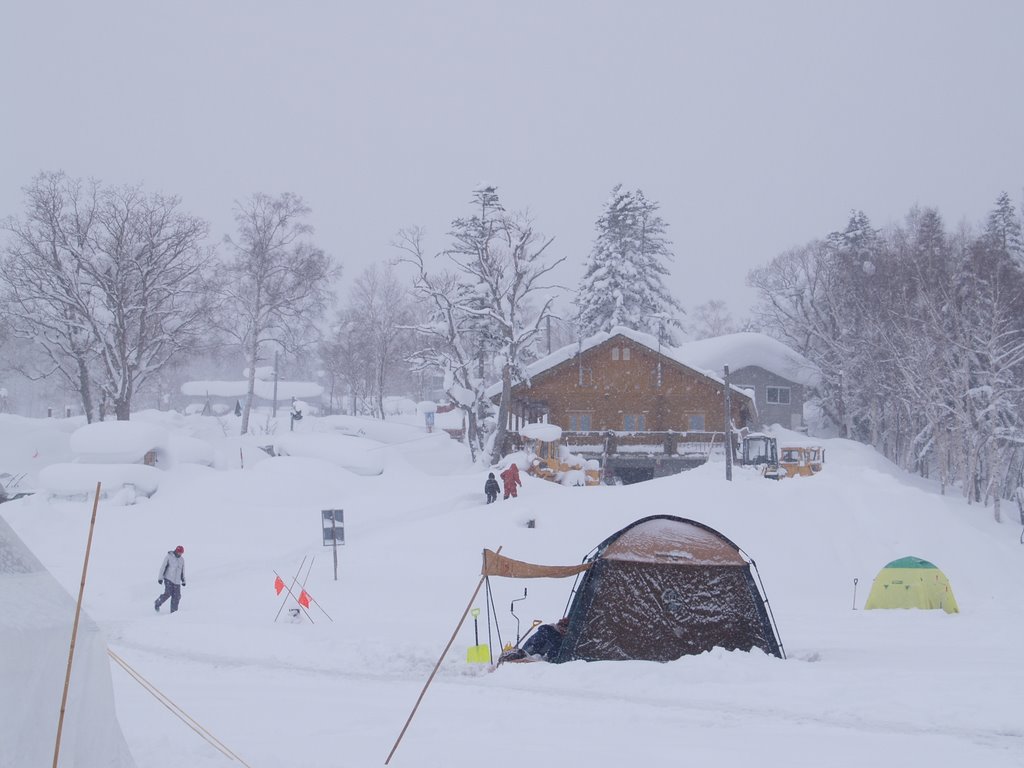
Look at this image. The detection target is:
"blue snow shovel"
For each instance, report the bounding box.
[466,608,489,663]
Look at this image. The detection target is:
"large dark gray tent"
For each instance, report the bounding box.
[553,515,783,662]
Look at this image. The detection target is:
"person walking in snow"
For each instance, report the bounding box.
[484,472,500,504]
[500,463,522,500]
[155,545,186,613]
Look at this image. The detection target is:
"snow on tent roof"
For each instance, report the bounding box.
[180,380,324,400]
[600,516,747,566]
[674,332,821,388]
[0,515,136,767]
[70,421,168,463]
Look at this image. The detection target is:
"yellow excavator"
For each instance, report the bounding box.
[520,423,601,486]
[739,434,824,479]
[778,445,825,478]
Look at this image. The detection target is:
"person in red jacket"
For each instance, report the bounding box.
[500,463,522,499]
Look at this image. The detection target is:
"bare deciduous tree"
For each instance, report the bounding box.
[85,185,211,420]
[341,264,414,418]
[218,193,338,435]
[2,172,211,420]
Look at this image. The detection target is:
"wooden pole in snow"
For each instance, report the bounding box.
[385,546,503,765]
[53,481,102,768]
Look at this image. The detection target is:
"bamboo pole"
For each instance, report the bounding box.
[297,556,334,623]
[385,546,501,765]
[272,569,315,624]
[274,555,308,622]
[52,481,101,768]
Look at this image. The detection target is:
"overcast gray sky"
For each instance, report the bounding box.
[2,1,1022,320]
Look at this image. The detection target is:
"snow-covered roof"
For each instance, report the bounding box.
[674,333,820,388]
[180,380,324,400]
[486,326,757,399]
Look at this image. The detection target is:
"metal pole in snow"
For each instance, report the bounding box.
[852,578,859,610]
[272,349,279,418]
[332,513,339,582]
[724,365,733,482]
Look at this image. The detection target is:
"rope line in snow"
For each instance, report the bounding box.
[107,649,253,767]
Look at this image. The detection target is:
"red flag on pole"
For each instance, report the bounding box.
[298,590,311,608]
[274,576,285,595]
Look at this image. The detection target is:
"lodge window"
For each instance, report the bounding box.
[688,414,705,432]
[766,386,791,405]
[611,347,619,361]
[622,347,631,361]
[569,413,592,431]
[623,414,646,431]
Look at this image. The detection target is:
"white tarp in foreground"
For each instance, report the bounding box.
[0,515,135,768]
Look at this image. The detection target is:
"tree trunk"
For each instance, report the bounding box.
[115,397,131,421]
[464,408,479,463]
[489,363,512,466]
[241,341,259,435]
[76,356,95,424]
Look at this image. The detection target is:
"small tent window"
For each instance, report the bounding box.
[611,347,620,361]
[767,386,791,405]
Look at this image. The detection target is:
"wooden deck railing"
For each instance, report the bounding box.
[505,430,729,459]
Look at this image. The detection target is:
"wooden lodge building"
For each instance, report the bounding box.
[490,327,755,484]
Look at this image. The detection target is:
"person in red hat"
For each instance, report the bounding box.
[154,545,186,613]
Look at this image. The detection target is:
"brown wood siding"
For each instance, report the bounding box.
[509,334,750,432]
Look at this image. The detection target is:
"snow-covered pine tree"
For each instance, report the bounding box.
[575,184,682,338]
[984,191,1024,266]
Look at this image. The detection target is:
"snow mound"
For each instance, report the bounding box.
[318,415,427,445]
[274,433,385,475]
[69,421,167,464]
[521,422,563,442]
[167,434,215,466]
[38,463,162,499]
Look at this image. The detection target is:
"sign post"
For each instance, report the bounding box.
[321,509,344,581]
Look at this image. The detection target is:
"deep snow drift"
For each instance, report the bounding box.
[1,412,1022,767]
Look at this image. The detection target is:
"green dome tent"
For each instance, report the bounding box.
[864,556,959,614]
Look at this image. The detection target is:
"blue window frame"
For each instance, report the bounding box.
[569,413,592,432]
[623,414,645,432]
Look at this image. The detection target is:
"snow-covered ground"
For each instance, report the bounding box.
[2,413,1023,767]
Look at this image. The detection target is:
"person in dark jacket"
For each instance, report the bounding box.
[500,463,522,499]
[484,472,500,504]
[154,545,186,613]
[500,617,570,663]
